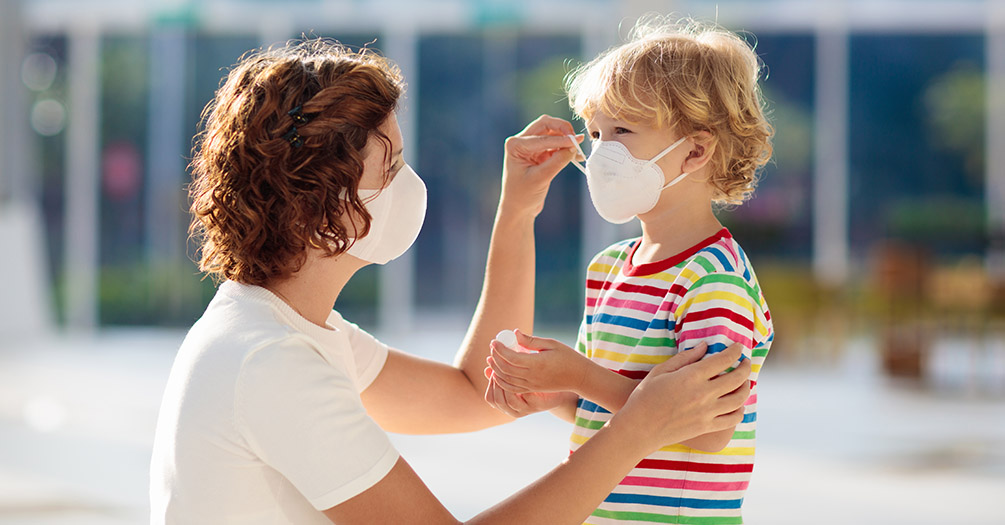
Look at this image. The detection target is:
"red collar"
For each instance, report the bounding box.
[622,228,731,276]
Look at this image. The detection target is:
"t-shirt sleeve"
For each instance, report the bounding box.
[575,318,589,356]
[235,339,399,511]
[328,313,389,391]
[673,270,771,383]
[578,245,614,358]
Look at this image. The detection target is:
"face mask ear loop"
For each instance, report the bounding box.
[646,135,689,166]
[648,135,690,190]
[661,171,691,190]
[568,135,588,175]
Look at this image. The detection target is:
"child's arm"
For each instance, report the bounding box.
[669,270,768,451]
[483,331,630,423]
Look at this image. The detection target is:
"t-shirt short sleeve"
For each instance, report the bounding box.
[673,269,770,383]
[327,311,389,391]
[235,339,399,511]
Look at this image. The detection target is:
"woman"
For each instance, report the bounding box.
[149,40,751,524]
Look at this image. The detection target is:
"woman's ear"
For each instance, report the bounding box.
[682,131,716,174]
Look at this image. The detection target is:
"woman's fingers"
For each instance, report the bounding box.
[712,405,747,432]
[651,342,708,374]
[484,377,501,409]
[533,146,577,175]
[506,133,580,153]
[505,134,583,164]
[692,342,746,379]
[716,383,750,414]
[716,371,752,407]
[518,114,576,137]
[497,382,529,415]
[499,115,581,218]
[711,357,751,394]
[621,343,753,447]
[485,378,518,417]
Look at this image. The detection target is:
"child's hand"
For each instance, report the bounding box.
[486,330,591,395]
[483,368,578,418]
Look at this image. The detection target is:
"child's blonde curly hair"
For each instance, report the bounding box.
[566,16,773,204]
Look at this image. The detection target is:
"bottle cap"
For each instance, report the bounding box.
[495,329,518,350]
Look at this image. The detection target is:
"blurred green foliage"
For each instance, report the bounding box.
[761,85,813,179]
[924,62,985,185]
[885,195,985,247]
[101,37,148,143]
[516,55,576,127]
[97,262,213,326]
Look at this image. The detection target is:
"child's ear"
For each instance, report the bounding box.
[682,131,716,174]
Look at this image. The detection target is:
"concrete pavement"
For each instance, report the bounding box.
[0,326,1002,524]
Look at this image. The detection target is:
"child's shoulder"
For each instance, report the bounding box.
[690,232,743,272]
[681,230,762,282]
[686,233,767,300]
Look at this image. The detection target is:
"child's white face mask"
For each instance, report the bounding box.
[346,163,427,264]
[570,135,689,224]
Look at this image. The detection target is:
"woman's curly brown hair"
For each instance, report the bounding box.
[189,39,403,285]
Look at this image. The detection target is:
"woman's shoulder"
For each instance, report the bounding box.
[189,286,299,349]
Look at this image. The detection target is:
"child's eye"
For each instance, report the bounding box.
[589,131,600,140]
[614,127,632,134]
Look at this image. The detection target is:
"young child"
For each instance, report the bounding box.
[484,17,774,524]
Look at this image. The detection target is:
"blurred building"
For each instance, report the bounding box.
[0,0,1002,355]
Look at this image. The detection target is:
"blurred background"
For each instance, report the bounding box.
[0,0,1003,523]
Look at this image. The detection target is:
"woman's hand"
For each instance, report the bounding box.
[500,115,584,218]
[613,343,752,451]
[483,368,578,419]
[485,330,591,395]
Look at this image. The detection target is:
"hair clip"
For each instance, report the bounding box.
[288,105,311,126]
[283,127,303,148]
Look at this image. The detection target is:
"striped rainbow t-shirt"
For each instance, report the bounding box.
[571,228,772,525]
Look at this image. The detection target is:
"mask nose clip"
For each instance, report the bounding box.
[568,135,588,175]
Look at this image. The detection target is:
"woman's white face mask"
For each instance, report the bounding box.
[345,163,427,264]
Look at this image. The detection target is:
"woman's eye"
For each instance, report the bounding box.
[389,157,405,176]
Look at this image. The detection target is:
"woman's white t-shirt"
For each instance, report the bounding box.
[149,281,398,524]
